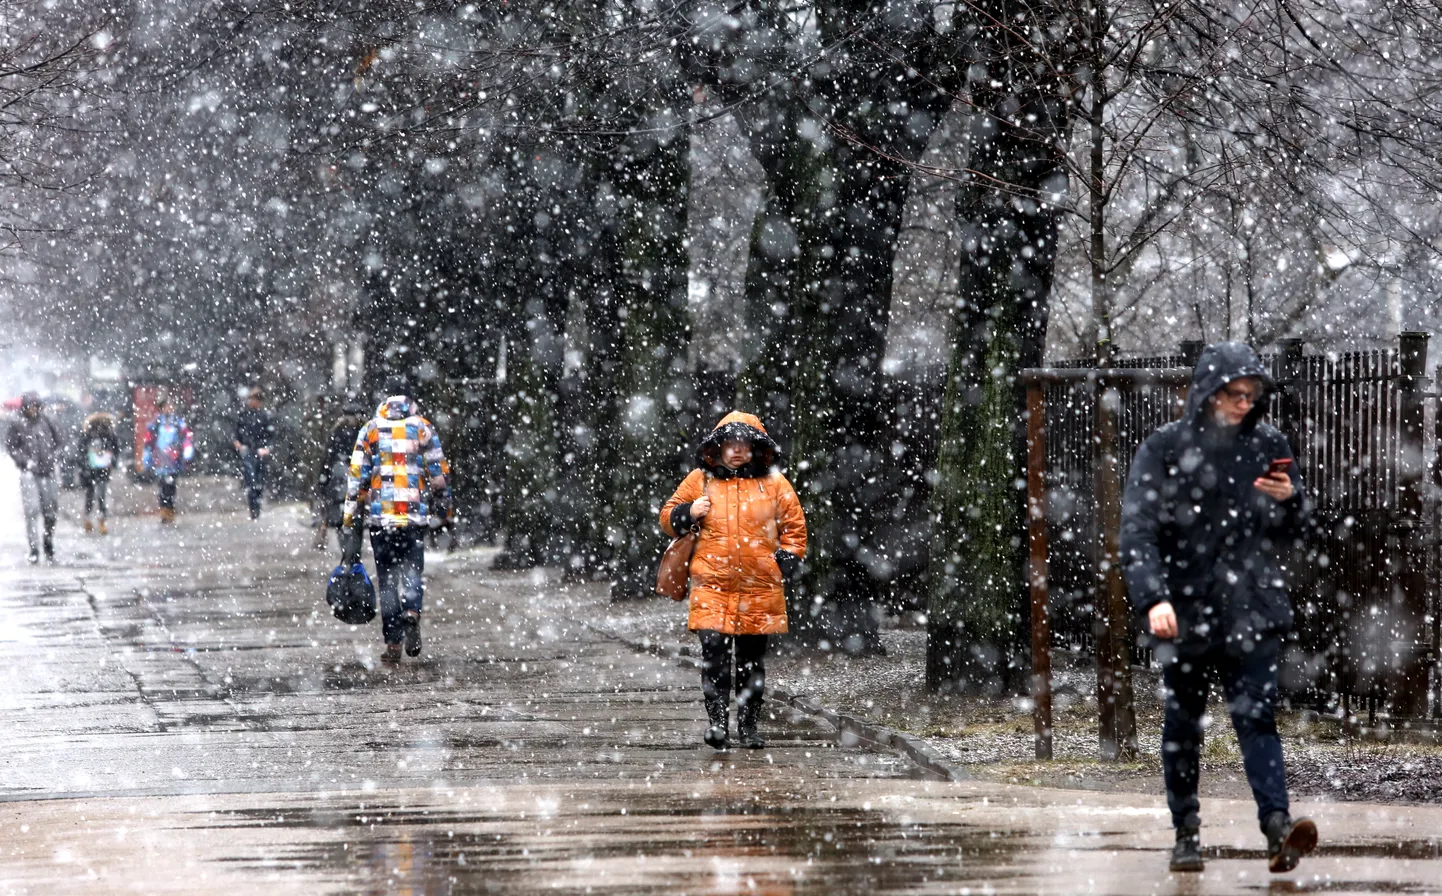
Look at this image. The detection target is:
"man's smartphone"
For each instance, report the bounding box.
[1266,458,1293,476]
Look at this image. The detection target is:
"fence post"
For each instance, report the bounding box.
[1094,372,1138,760]
[1277,339,1305,460]
[1394,332,1430,720]
[1179,340,1205,367]
[1434,363,1442,720]
[1026,382,1053,760]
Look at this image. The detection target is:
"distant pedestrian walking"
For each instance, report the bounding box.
[1121,342,1318,874]
[232,388,275,520]
[660,412,807,750]
[313,399,366,550]
[77,412,119,535]
[142,397,193,525]
[341,376,452,664]
[6,393,62,563]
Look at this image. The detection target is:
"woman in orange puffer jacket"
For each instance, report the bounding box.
[661,411,807,750]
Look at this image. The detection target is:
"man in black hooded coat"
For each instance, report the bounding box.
[1120,342,1317,874]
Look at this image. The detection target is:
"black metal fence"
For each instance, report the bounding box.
[1030,336,1439,724]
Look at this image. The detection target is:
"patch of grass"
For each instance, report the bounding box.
[1202,728,1241,761]
[1339,733,1404,764]
[967,757,1161,791]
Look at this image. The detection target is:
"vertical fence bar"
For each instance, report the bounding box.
[1278,339,1305,462]
[1325,354,1336,506]
[1394,333,1430,719]
[1348,352,1358,509]
[1027,382,1053,760]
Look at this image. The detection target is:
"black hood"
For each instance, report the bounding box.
[696,416,782,478]
[1181,341,1274,431]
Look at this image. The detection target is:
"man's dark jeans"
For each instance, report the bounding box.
[240,454,267,518]
[1161,637,1289,831]
[698,631,768,709]
[370,528,425,645]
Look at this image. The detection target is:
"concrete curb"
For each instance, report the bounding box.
[593,625,967,783]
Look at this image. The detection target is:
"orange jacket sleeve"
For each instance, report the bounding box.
[660,468,706,538]
[775,475,807,559]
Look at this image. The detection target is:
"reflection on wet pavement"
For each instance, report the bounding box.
[2,479,1442,894]
[200,793,1010,894]
[10,779,1442,894]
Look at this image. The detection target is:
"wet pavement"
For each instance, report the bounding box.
[3,466,1442,894]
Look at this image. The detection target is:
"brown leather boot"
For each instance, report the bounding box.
[82,517,93,533]
[1265,813,1317,873]
[97,518,108,535]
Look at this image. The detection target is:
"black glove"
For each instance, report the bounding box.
[339,528,362,567]
[669,503,698,535]
[774,550,801,581]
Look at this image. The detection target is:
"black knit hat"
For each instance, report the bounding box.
[381,374,412,398]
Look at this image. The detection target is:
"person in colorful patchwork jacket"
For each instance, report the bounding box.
[142,397,194,525]
[341,375,452,664]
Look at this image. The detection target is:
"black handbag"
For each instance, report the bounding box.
[326,562,377,624]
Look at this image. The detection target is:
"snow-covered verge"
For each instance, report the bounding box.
[596,592,1442,805]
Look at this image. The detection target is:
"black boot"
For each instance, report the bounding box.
[1263,812,1317,873]
[403,610,422,657]
[737,701,765,749]
[1170,826,1204,872]
[703,697,729,749]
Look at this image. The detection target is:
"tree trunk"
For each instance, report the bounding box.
[783,148,912,652]
[732,29,961,653]
[491,148,571,569]
[599,124,694,600]
[926,0,1068,692]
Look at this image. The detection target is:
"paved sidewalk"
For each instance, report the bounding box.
[1,466,1440,893]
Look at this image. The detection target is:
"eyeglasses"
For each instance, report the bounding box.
[1219,384,1263,405]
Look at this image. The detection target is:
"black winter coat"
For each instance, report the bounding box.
[1119,342,1309,655]
[234,407,275,451]
[77,418,120,482]
[316,418,361,525]
[6,414,62,477]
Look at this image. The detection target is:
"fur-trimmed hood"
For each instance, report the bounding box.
[83,411,116,433]
[696,411,781,479]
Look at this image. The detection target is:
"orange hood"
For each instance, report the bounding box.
[697,410,781,477]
